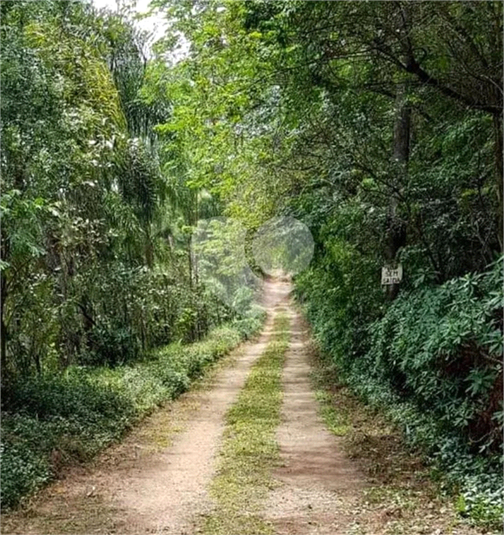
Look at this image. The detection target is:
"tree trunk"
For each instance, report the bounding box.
[386,84,410,300]
[145,225,154,268]
[1,273,8,377]
[385,4,411,300]
[493,114,503,251]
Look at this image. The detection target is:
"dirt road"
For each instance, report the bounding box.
[6,280,464,535]
[264,308,364,535]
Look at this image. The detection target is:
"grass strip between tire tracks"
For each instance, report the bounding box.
[1,314,265,511]
[203,311,290,535]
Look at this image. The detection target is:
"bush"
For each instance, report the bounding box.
[0,310,265,510]
[81,325,142,366]
[297,257,503,527]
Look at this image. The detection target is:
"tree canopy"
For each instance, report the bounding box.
[1,0,502,526]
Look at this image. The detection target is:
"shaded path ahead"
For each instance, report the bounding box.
[1,281,290,534]
[265,306,365,535]
[2,281,368,535]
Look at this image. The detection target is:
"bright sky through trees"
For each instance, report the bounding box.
[91,0,167,50]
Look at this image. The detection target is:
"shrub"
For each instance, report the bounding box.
[297,257,503,527]
[0,310,265,510]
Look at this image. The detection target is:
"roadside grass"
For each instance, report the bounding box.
[309,339,493,535]
[314,389,351,436]
[203,312,290,535]
[0,326,266,535]
[1,313,265,511]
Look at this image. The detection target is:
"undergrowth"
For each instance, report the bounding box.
[310,342,500,535]
[203,312,290,535]
[296,257,503,528]
[0,309,265,510]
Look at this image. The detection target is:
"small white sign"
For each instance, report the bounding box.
[381,264,403,285]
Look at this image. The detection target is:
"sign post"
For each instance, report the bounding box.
[381,264,403,286]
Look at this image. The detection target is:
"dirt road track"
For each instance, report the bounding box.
[2,281,367,535]
[265,307,364,535]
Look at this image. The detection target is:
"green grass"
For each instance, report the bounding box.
[203,313,290,535]
[314,389,351,436]
[310,345,352,437]
[0,313,265,510]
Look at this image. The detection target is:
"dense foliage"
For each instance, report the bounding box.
[1,0,502,526]
[1,310,263,508]
[0,0,240,380]
[0,0,261,508]
[297,258,503,524]
[151,0,503,526]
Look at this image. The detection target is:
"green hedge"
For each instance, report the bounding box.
[297,258,503,528]
[0,309,265,510]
